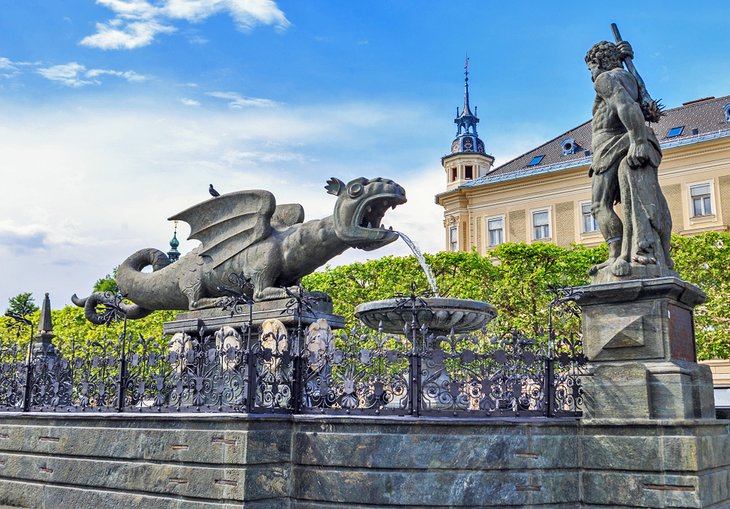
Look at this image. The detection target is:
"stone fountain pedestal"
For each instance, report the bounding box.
[575,277,715,420]
[163,290,344,337]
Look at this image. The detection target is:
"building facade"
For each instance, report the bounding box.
[436,84,730,253]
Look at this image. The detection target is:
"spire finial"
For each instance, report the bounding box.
[462,53,471,116]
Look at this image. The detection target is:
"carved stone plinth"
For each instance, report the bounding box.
[163,291,344,336]
[576,277,716,420]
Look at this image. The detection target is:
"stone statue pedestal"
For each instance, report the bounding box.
[576,277,715,419]
[163,291,345,336]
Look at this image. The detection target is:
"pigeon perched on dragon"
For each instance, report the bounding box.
[73,177,406,324]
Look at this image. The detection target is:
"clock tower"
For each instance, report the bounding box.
[439,58,495,251]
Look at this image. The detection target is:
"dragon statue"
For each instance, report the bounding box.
[73,177,406,324]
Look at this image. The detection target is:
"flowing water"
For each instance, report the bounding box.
[396,232,440,296]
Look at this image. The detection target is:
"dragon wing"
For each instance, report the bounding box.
[169,190,276,268]
[271,203,305,229]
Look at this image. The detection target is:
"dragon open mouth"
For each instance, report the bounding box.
[350,192,407,250]
[357,193,406,231]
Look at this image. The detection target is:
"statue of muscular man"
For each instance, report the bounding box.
[585,40,674,279]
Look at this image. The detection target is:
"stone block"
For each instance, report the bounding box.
[0,479,43,509]
[293,466,578,507]
[646,362,716,419]
[581,362,651,419]
[42,484,282,509]
[582,471,702,508]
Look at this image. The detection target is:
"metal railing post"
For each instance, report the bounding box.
[545,358,555,417]
[117,318,128,412]
[23,326,33,412]
[246,302,256,413]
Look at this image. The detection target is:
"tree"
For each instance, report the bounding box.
[303,243,606,339]
[93,267,119,294]
[6,292,39,317]
[671,231,730,360]
[304,234,729,361]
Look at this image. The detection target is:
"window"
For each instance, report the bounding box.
[561,137,577,156]
[527,155,545,166]
[451,167,457,182]
[690,183,713,217]
[581,202,598,233]
[487,217,504,246]
[449,225,458,252]
[724,103,730,122]
[667,126,684,138]
[465,165,473,179]
[532,209,550,240]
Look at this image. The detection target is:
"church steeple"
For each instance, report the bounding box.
[451,56,486,155]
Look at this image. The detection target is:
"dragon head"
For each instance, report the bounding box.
[326,177,407,250]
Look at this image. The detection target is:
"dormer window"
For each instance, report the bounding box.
[667,126,684,138]
[527,155,545,166]
[724,103,730,122]
[561,137,578,156]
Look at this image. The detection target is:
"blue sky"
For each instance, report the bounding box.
[1,0,729,309]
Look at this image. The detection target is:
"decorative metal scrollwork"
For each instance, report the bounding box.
[0,289,585,418]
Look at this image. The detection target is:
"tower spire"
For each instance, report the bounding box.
[451,55,484,153]
[463,54,472,116]
[167,221,181,262]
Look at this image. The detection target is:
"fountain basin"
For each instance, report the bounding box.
[354,297,497,335]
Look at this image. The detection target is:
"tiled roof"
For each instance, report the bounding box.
[462,94,730,188]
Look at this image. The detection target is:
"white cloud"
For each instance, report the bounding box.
[0,57,15,70]
[207,91,277,109]
[220,149,308,165]
[81,20,176,50]
[86,68,148,82]
[187,34,209,45]
[36,62,149,87]
[82,0,290,50]
[180,98,201,106]
[37,63,95,87]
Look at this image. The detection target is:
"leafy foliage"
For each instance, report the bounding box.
[0,305,177,358]
[303,243,606,340]
[6,292,39,316]
[304,234,728,361]
[93,267,119,293]
[671,232,730,360]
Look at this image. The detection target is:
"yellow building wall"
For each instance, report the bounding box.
[438,136,730,254]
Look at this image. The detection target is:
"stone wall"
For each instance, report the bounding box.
[0,413,727,508]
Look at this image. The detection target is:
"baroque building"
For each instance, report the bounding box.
[435,83,730,253]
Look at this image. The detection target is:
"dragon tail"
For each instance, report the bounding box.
[73,248,174,324]
[71,292,154,325]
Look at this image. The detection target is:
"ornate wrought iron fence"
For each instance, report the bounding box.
[0,290,586,418]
